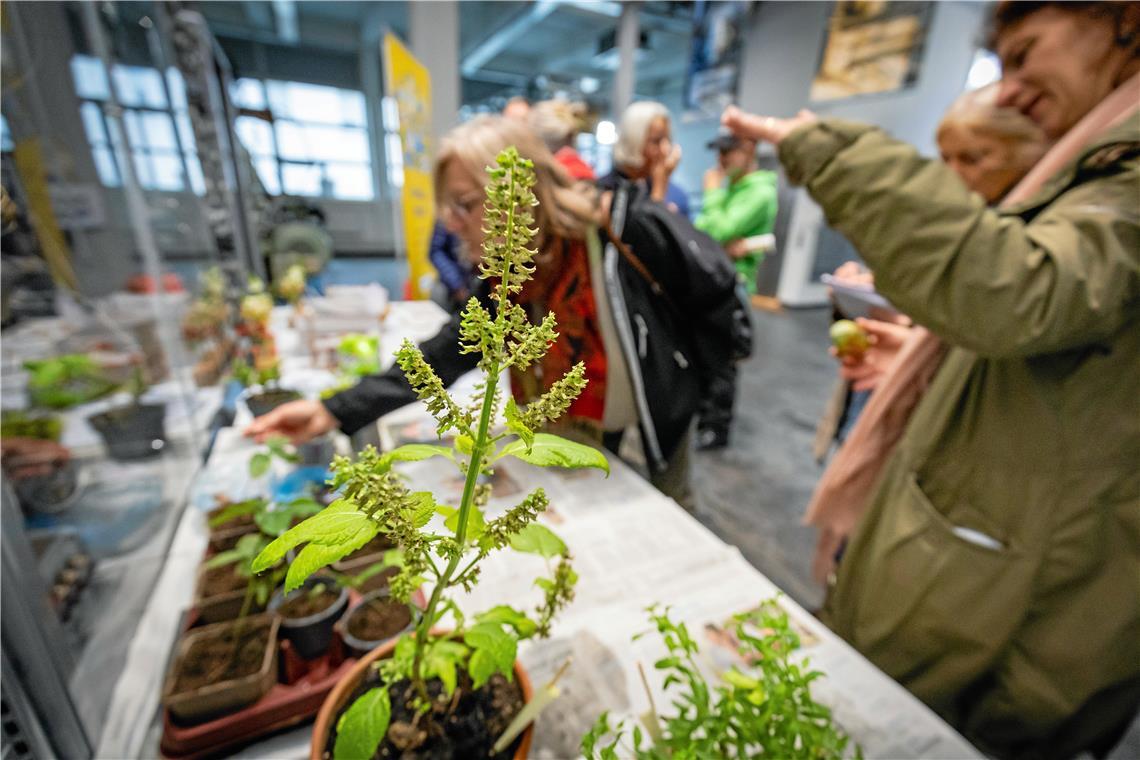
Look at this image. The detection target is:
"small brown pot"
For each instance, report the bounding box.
[310,632,534,760]
[162,614,280,724]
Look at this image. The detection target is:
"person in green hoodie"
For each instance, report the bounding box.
[695,131,778,295]
[692,131,778,449]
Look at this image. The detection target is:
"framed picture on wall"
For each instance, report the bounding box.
[810,0,934,102]
[683,0,754,121]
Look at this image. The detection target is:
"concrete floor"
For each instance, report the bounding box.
[688,305,1140,759]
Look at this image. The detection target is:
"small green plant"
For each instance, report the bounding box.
[208,495,323,538]
[252,147,607,759]
[247,434,300,478]
[182,266,230,345]
[1,410,63,441]
[204,532,283,615]
[277,263,308,305]
[24,355,118,409]
[581,600,860,760]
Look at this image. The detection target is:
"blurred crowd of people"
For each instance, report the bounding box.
[247,2,1139,757]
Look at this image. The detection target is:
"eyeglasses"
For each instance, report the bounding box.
[441,195,483,224]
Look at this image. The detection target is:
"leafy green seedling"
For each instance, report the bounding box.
[253,147,607,759]
[580,600,861,760]
[248,435,300,478]
[24,355,119,410]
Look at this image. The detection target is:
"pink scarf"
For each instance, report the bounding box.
[805,72,1140,586]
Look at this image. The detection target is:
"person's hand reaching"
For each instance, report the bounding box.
[722,105,818,146]
[244,399,339,444]
[832,318,914,392]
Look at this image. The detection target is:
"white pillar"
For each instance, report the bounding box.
[408,0,461,145]
[611,2,640,117]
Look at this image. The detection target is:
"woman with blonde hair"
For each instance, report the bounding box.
[529,99,596,181]
[246,115,610,443]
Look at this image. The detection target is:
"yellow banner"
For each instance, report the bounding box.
[382,33,434,300]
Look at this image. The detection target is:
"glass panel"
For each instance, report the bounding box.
[165,68,188,111]
[132,151,154,188]
[274,120,311,161]
[185,152,206,195]
[150,153,184,191]
[140,112,178,152]
[175,113,196,153]
[340,89,367,127]
[230,78,267,110]
[71,54,110,100]
[305,125,370,163]
[123,110,144,150]
[267,80,351,124]
[325,162,373,200]
[281,161,322,196]
[80,102,108,146]
[235,116,275,157]
[253,156,281,195]
[92,145,120,185]
[1,113,12,151]
[111,65,167,109]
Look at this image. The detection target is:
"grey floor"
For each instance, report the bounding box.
[688,305,1140,759]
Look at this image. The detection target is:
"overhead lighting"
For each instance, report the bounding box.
[595,120,617,146]
[965,49,1001,91]
[579,76,599,94]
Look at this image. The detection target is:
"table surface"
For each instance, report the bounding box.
[98,302,980,760]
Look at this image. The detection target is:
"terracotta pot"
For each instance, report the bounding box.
[162,613,280,724]
[310,632,534,760]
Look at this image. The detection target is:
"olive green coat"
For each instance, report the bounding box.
[779,115,1140,757]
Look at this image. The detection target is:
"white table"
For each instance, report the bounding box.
[101,301,980,759]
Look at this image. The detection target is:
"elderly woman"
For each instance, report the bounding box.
[729,2,1140,756]
[598,101,690,215]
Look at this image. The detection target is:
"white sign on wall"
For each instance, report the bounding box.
[48,183,105,230]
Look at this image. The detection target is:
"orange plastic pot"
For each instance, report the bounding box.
[310,632,534,760]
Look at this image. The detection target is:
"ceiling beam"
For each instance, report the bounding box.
[461,0,559,77]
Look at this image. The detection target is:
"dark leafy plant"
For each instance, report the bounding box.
[581,600,861,760]
[252,147,607,759]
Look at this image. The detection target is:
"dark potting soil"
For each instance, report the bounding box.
[340,535,396,564]
[346,599,411,643]
[200,565,248,597]
[278,588,339,619]
[325,670,524,760]
[171,620,271,694]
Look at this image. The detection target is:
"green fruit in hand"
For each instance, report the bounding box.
[830,319,870,359]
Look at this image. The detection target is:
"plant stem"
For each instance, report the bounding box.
[408,165,520,704]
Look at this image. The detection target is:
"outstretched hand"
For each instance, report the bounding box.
[244,399,338,444]
[722,105,818,146]
[832,318,914,392]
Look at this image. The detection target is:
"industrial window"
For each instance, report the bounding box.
[70,55,206,195]
[230,78,374,201]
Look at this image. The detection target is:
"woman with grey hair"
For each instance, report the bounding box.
[598,101,690,215]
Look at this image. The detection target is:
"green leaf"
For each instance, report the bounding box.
[203,549,244,570]
[285,542,350,592]
[437,504,486,542]
[382,444,454,466]
[402,492,436,528]
[509,523,567,559]
[254,497,322,537]
[207,498,266,528]
[504,397,534,450]
[266,435,300,463]
[476,605,538,638]
[333,687,390,760]
[499,433,609,474]
[424,639,467,696]
[464,623,517,689]
[248,452,270,478]
[252,499,379,578]
[456,434,473,455]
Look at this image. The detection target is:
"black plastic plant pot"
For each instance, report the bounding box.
[297,435,336,467]
[268,576,348,660]
[336,589,414,659]
[14,460,80,514]
[87,403,167,461]
[246,388,301,418]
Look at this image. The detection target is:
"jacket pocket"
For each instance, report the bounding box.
[846,474,1031,688]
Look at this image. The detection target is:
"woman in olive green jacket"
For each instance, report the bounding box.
[726,3,1140,757]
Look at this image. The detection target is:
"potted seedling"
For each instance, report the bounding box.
[238,277,302,416]
[183,267,234,387]
[581,600,860,760]
[1,410,78,513]
[195,531,279,624]
[268,574,350,661]
[319,333,382,401]
[165,534,284,722]
[332,554,413,658]
[87,365,168,460]
[251,148,608,760]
